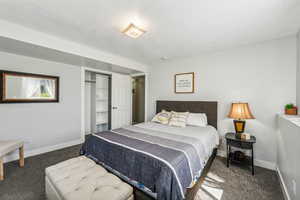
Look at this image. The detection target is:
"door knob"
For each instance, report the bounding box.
[112,106,118,109]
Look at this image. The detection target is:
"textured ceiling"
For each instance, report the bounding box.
[0,0,299,65]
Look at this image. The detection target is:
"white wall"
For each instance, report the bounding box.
[148,37,297,167]
[0,51,82,162]
[277,115,300,200]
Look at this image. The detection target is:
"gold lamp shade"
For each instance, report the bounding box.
[228,103,255,120]
[228,103,255,137]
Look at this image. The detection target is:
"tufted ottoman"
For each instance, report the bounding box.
[45,156,134,200]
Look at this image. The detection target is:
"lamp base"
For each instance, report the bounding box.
[233,120,246,137]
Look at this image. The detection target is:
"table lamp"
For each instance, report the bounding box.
[228,103,255,138]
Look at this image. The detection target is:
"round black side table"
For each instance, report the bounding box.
[225,132,256,175]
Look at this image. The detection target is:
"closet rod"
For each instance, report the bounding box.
[85,80,96,83]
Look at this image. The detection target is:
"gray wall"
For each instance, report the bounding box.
[148,37,297,167]
[0,51,82,161]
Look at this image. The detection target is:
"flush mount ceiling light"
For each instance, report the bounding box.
[122,23,146,38]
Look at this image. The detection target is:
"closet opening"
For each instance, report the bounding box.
[85,71,111,136]
[132,75,145,124]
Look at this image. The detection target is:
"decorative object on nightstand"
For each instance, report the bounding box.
[285,103,298,115]
[228,102,255,139]
[241,133,251,140]
[225,132,256,175]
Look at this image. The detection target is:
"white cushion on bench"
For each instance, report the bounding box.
[45,156,133,200]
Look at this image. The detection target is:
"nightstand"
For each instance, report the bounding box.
[225,132,256,175]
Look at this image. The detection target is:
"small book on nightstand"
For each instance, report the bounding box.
[241,133,251,140]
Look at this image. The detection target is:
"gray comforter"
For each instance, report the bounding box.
[80,126,213,200]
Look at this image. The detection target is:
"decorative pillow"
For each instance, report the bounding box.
[169,111,189,127]
[187,113,208,127]
[151,110,172,124]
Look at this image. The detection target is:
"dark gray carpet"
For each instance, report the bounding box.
[192,157,284,200]
[0,144,284,200]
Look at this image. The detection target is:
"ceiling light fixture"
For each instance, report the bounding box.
[122,23,146,38]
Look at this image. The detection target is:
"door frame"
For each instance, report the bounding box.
[81,67,147,142]
[131,72,148,125]
[81,67,113,142]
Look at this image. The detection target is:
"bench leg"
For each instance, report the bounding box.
[0,158,3,181]
[19,146,24,168]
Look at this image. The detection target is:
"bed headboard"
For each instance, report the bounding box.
[156,100,218,129]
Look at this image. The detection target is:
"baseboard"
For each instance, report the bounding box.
[217,150,276,170]
[277,167,291,200]
[254,159,276,170]
[3,138,84,163]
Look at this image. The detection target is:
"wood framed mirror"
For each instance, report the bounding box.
[0,70,59,103]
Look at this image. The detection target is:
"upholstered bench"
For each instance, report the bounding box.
[45,156,134,200]
[0,140,24,181]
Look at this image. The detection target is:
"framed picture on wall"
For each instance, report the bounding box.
[174,72,194,93]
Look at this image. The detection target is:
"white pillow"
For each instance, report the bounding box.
[169,111,189,127]
[151,110,172,124]
[187,113,208,127]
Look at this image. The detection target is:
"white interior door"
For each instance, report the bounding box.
[111,73,132,129]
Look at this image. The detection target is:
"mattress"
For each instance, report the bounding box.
[81,122,219,200]
[134,122,219,165]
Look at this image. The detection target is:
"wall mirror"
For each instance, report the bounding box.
[0,70,59,103]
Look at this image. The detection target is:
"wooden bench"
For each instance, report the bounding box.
[0,140,24,181]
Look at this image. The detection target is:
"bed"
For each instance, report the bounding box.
[80,101,219,200]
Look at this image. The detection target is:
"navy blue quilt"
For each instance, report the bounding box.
[80,127,206,200]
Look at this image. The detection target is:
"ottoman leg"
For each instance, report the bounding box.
[19,146,24,168]
[0,158,4,181]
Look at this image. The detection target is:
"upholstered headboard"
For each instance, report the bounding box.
[156,100,218,129]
